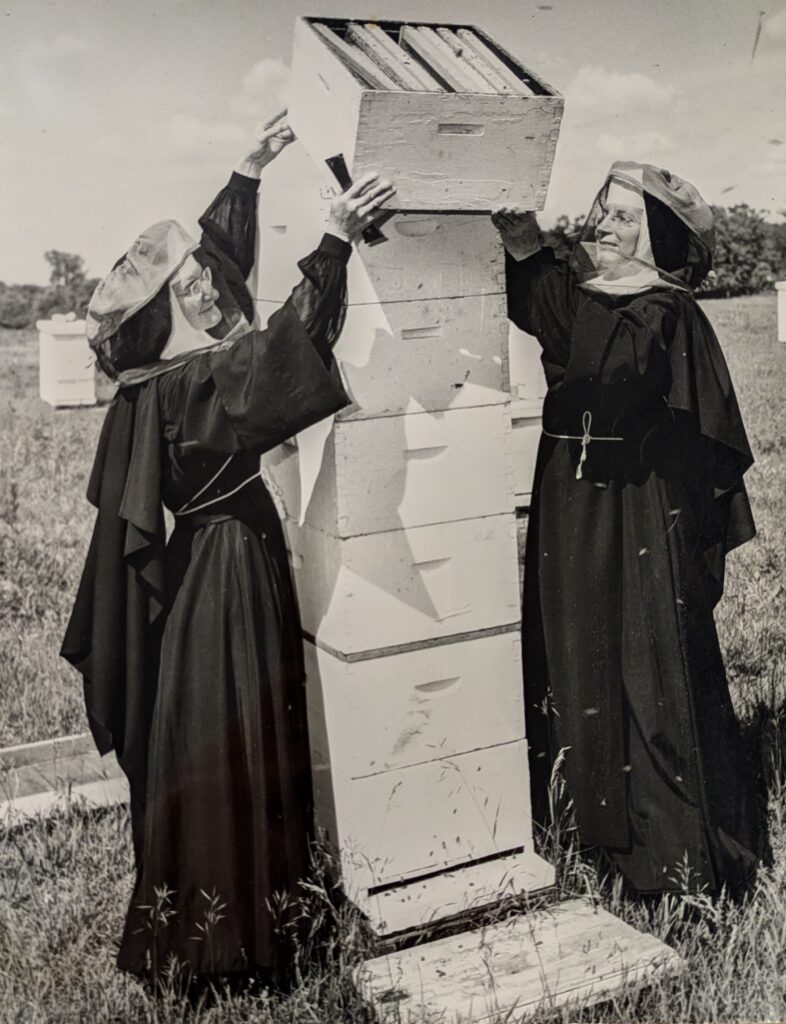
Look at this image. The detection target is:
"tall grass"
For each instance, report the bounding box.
[0,327,102,746]
[1,295,785,1021]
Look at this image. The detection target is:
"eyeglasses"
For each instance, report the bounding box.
[174,264,213,300]
[596,207,642,228]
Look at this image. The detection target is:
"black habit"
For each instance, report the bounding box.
[508,248,759,894]
[62,174,351,975]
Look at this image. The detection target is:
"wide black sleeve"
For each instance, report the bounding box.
[162,236,352,454]
[505,248,581,350]
[199,171,260,280]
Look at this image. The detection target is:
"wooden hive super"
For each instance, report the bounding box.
[288,17,563,211]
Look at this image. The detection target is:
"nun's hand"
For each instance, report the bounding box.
[236,112,295,178]
[491,207,542,261]
[328,173,397,243]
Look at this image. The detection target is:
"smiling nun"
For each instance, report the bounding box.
[493,162,759,895]
[61,118,394,983]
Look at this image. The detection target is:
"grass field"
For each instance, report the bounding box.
[1,296,785,1021]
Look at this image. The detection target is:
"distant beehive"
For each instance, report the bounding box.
[36,316,96,408]
[288,17,564,211]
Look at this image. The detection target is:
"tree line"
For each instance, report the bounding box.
[2,204,785,329]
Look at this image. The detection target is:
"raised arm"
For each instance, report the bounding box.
[199,116,296,278]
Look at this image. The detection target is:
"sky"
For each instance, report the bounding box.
[2,0,785,284]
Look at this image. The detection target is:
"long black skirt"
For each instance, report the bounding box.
[523,436,758,894]
[117,499,313,977]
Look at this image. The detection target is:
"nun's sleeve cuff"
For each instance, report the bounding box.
[318,233,352,263]
[228,171,261,194]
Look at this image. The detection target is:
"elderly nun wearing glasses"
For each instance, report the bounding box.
[62,116,395,983]
[494,161,759,896]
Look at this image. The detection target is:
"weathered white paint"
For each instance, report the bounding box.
[36,317,96,407]
[263,403,514,537]
[257,192,511,417]
[359,897,683,1022]
[288,17,563,211]
[304,632,525,778]
[285,513,520,655]
[312,739,533,890]
[257,292,509,419]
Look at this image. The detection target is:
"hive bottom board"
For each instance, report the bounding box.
[354,847,554,936]
[359,896,682,1023]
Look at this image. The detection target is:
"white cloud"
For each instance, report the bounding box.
[230,59,290,121]
[763,7,786,44]
[161,114,245,157]
[596,131,676,159]
[25,34,88,61]
[568,65,675,115]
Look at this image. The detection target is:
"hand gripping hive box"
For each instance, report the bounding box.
[288,17,564,211]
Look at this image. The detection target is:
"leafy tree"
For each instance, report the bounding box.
[44,250,87,289]
[542,214,585,261]
[698,204,778,297]
[34,250,97,320]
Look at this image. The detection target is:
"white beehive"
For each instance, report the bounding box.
[256,182,511,418]
[285,513,520,656]
[266,403,514,537]
[37,317,96,407]
[288,17,563,211]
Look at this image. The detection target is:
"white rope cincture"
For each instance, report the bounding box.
[542,410,624,480]
[174,453,262,517]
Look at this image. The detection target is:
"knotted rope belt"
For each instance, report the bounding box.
[542,410,624,480]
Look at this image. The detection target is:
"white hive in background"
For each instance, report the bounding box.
[37,316,96,408]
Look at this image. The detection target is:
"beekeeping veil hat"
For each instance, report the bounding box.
[86,220,199,377]
[571,161,715,296]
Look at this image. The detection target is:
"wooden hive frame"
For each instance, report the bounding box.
[307,17,550,96]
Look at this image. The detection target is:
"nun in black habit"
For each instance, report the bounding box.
[494,161,758,895]
[61,117,395,979]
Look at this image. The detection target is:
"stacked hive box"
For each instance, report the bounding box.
[258,18,562,937]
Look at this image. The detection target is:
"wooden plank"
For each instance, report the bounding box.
[0,732,95,771]
[311,23,403,91]
[1,746,127,826]
[359,897,683,1022]
[361,23,444,92]
[435,27,515,95]
[346,24,440,92]
[456,28,535,96]
[1,775,129,826]
[400,26,496,94]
